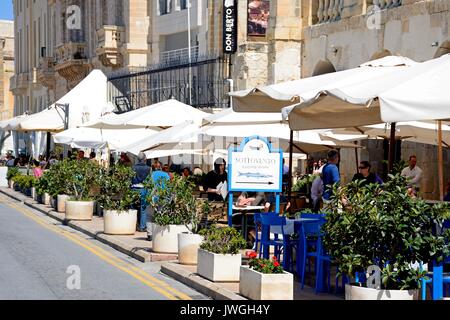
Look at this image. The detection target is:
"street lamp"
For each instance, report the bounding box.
[187,0,193,105]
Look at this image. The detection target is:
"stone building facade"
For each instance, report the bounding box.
[0,20,15,154]
[10,0,152,153]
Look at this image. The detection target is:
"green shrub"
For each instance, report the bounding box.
[199,226,247,255]
[145,173,201,232]
[17,175,37,190]
[323,174,450,290]
[61,159,102,201]
[7,167,21,181]
[96,165,140,211]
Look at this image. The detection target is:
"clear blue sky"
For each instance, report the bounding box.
[0,1,14,21]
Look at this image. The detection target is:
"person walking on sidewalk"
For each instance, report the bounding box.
[132,152,152,233]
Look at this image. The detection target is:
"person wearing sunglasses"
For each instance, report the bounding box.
[352,161,383,187]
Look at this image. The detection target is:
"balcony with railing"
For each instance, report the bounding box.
[9,73,29,94]
[37,57,56,89]
[160,46,200,66]
[96,25,125,68]
[312,0,403,25]
[53,42,91,84]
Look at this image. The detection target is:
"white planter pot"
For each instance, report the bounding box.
[239,266,294,300]
[152,224,190,253]
[57,195,70,213]
[177,233,204,265]
[345,284,419,300]
[197,249,242,282]
[8,180,14,189]
[43,193,52,206]
[65,200,95,221]
[31,187,37,201]
[103,210,137,235]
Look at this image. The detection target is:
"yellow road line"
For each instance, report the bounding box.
[2,198,192,300]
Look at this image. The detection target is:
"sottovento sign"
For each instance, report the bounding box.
[228,136,282,193]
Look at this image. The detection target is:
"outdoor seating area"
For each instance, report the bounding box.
[2,53,450,301]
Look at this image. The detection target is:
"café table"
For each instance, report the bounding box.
[232,205,265,242]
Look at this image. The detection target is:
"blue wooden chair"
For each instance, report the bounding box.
[297,219,327,290]
[421,219,450,300]
[259,214,297,271]
[253,212,279,257]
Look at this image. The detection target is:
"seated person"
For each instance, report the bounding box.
[352,161,383,187]
[236,191,268,208]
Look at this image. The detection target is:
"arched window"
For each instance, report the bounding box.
[312,59,336,76]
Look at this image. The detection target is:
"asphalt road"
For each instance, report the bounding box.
[0,195,209,300]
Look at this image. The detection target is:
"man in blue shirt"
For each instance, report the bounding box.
[322,150,340,202]
[146,160,170,240]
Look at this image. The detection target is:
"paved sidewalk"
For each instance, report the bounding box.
[161,262,344,300]
[0,187,177,263]
[0,187,345,301]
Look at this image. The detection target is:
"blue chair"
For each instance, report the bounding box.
[297,219,326,290]
[421,219,450,300]
[298,213,326,274]
[259,214,298,271]
[253,212,280,257]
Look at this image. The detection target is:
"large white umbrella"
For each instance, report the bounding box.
[333,121,450,147]
[14,69,108,132]
[84,98,209,130]
[121,110,364,156]
[281,54,450,130]
[0,114,29,131]
[230,56,417,118]
[53,127,158,150]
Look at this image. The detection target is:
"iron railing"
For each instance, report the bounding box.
[107,56,231,112]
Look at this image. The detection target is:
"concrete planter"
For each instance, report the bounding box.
[239,266,294,300]
[152,224,190,254]
[103,210,137,235]
[57,195,70,213]
[177,233,204,265]
[8,179,14,189]
[197,249,242,282]
[43,193,51,206]
[32,187,37,201]
[50,196,57,208]
[65,200,95,221]
[345,284,419,300]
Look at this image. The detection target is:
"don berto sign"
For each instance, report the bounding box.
[223,0,237,54]
[228,136,282,193]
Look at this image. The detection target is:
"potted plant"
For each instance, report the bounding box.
[239,252,294,300]
[197,226,247,282]
[145,174,201,254]
[64,159,102,221]
[45,159,72,213]
[323,175,450,300]
[96,165,140,235]
[17,175,36,197]
[6,167,20,189]
[177,193,212,265]
[34,173,52,205]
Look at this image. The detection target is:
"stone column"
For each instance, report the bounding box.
[266,0,302,85]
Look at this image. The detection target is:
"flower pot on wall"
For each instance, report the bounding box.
[197,248,242,282]
[345,284,419,300]
[65,200,94,221]
[177,233,204,265]
[103,210,137,235]
[57,195,70,213]
[152,224,190,254]
[239,266,294,300]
